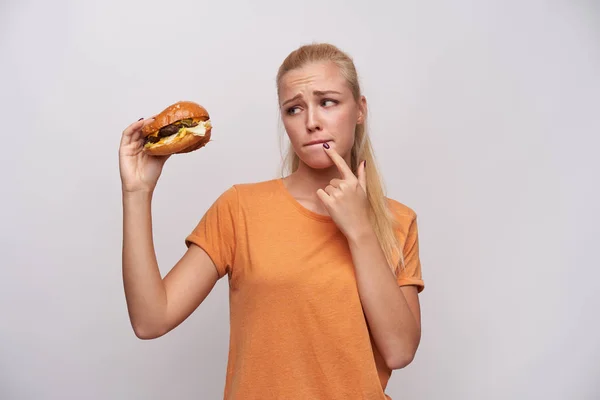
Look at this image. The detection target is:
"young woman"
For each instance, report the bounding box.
[119,43,425,400]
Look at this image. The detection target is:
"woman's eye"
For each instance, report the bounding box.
[322,99,337,107]
[287,106,300,115]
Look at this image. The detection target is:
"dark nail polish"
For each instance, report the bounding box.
[364,160,367,167]
[323,142,330,149]
[138,117,144,121]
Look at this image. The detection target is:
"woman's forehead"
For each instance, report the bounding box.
[279,62,348,95]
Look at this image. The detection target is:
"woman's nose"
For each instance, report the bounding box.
[306,108,322,132]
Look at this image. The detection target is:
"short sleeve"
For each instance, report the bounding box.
[185,186,238,279]
[396,213,425,293]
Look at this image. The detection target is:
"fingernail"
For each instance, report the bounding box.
[364,160,367,167]
[138,117,144,121]
[323,142,330,149]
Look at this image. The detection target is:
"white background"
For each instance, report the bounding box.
[1,0,599,399]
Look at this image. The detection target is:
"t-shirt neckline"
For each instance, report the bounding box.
[275,178,334,223]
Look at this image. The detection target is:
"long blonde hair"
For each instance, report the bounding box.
[275,43,405,274]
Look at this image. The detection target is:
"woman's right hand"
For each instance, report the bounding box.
[119,117,170,194]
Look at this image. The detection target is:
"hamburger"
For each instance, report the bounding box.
[142,101,212,156]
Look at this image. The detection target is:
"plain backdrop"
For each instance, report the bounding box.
[1,0,599,399]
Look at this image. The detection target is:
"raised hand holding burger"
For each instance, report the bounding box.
[118,100,212,194]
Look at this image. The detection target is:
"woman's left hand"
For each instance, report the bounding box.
[317,145,371,242]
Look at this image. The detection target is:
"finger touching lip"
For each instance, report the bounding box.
[305,140,332,146]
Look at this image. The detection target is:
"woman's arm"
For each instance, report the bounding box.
[315,146,422,368]
[347,227,421,370]
[122,191,219,339]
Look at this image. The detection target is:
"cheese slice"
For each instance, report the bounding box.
[146,120,211,147]
[186,120,211,137]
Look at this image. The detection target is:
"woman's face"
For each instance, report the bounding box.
[278,61,366,170]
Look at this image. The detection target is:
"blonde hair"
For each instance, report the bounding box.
[275,43,405,274]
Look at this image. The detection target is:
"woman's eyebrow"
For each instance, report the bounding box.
[281,90,342,107]
[313,90,341,96]
[281,94,301,107]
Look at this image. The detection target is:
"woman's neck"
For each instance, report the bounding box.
[282,158,352,215]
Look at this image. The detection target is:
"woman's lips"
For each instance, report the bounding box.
[305,139,331,146]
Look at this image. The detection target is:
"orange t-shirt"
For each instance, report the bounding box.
[185,178,424,400]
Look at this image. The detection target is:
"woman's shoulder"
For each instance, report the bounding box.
[214,178,282,205]
[384,197,420,241]
[226,177,281,198]
[202,178,281,217]
[231,177,280,191]
[385,196,418,221]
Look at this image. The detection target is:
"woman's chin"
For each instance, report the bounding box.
[300,155,335,170]
[296,144,348,170]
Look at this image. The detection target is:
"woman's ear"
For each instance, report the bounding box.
[357,95,367,124]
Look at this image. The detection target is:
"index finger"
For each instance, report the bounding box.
[323,144,354,180]
[120,116,156,147]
